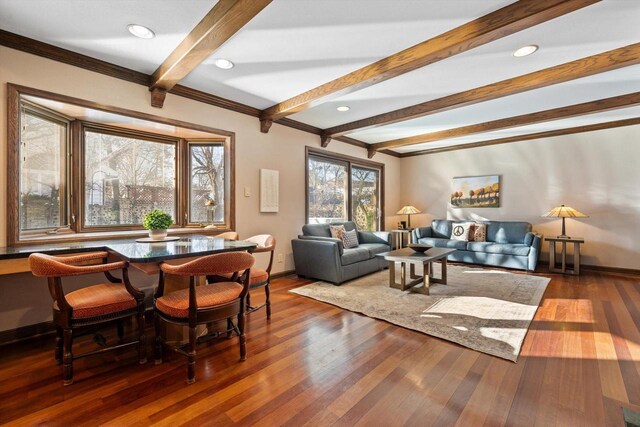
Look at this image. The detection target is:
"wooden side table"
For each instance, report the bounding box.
[546,237,584,275]
[390,229,414,250]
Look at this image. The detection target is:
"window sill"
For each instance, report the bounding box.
[14,227,233,246]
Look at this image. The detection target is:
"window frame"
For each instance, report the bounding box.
[305,147,385,231]
[184,138,231,228]
[7,84,236,245]
[18,101,72,235]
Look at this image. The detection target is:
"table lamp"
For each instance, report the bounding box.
[396,205,421,229]
[542,204,588,238]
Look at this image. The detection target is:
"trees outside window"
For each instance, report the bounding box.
[306,150,383,231]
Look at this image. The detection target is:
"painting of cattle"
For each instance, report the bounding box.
[451,175,500,208]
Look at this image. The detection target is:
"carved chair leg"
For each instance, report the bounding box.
[154,314,163,365]
[116,320,124,343]
[137,308,147,364]
[265,281,272,319]
[63,328,74,386]
[227,318,233,338]
[187,326,196,384]
[238,312,246,361]
[246,291,252,311]
[55,326,63,365]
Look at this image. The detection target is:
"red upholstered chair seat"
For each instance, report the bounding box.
[53,283,137,318]
[220,268,269,285]
[155,282,243,318]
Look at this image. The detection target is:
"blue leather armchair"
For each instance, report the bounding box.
[292,221,391,284]
[412,220,542,271]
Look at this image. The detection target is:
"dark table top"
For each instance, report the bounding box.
[376,247,456,263]
[0,235,257,263]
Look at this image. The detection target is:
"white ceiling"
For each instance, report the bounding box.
[1,0,639,154]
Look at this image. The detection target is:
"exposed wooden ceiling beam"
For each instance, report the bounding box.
[369,92,640,155]
[258,0,600,131]
[400,117,640,157]
[323,43,640,139]
[149,0,272,108]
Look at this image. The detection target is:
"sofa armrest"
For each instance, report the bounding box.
[297,235,344,254]
[524,231,542,246]
[291,239,343,284]
[358,231,391,246]
[526,232,543,271]
[412,226,432,242]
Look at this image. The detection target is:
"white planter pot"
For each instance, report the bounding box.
[148,229,168,240]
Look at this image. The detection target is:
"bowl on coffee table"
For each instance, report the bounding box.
[407,244,432,253]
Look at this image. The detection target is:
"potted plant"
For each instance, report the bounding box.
[143,209,174,240]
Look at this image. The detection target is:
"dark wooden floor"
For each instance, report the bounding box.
[1,268,640,426]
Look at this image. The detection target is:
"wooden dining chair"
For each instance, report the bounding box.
[28,252,147,385]
[219,234,276,319]
[216,231,239,240]
[153,251,254,384]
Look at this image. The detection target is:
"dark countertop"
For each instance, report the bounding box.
[0,235,257,263]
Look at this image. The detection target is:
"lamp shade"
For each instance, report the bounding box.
[396,205,421,215]
[542,205,588,218]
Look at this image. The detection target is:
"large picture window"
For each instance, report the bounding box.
[8,85,235,244]
[306,148,384,231]
[83,127,177,228]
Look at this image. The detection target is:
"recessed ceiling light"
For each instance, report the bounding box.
[513,45,538,57]
[336,106,350,112]
[214,58,234,69]
[127,24,155,39]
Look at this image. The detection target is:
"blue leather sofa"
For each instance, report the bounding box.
[291,221,391,284]
[411,220,542,271]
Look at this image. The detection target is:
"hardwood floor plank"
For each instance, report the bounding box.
[0,271,639,426]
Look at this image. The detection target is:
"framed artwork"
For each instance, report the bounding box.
[260,169,279,212]
[451,175,500,208]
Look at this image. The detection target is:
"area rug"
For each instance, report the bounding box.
[290,264,550,361]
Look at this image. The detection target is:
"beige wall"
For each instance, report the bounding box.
[400,126,640,270]
[0,46,401,331]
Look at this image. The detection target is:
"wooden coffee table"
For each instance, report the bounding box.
[376,247,456,295]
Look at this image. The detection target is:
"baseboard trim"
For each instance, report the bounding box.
[0,321,56,346]
[537,261,640,277]
[271,269,296,279]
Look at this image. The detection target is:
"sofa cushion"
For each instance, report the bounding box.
[431,220,453,238]
[485,221,532,244]
[358,243,389,257]
[466,242,531,256]
[417,237,467,250]
[341,247,371,265]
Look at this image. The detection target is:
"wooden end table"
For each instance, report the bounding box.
[389,229,414,250]
[377,247,456,295]
[545,237,584,275]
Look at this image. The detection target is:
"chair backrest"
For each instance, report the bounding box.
[216,231,239,240]
[29,252,125,277]
[244,234,275,252]
[160,251,254,276]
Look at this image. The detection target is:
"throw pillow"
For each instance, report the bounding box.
[329,225,346,240]
[342,229,359,249]
[468,223,477,241]
[451,223,472,241]
[473,223,487,242]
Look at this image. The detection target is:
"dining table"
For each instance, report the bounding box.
[0,234,258,343]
